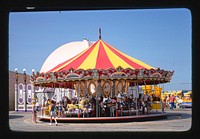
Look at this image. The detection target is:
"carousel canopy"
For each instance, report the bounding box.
[31,29,174,87]
[47,38,154,72]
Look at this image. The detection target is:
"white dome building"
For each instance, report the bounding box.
[36,38,95,103]
[40,38,95,73]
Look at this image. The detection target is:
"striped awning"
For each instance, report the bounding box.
[47,39,154,72]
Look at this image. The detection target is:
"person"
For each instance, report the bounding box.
[89,96,96,116]
[163,96,167,109]
[44,98,51,116]
[166,95,170,108]
[61,96,66,111]
[127,95,134,109]
[169,94,176,110]
[49,100,58,126]
[103,97,112,117]
[142,93,151,114]
[32,99,38,123]
[137,97,143,110]
[56,101,63,118]
[46,98,51,107]
[176,96,183,108]
[41,97,46,116]
[120,95,129,109]
[118,95,129,116]
[110,96,117,117]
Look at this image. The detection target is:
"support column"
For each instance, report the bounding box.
[77,81,81,118]
[96,80,102,117]
[15,83,18,111]
[112,80,116,97]
[84,81,87,98]
[23,84,27,112]
[33,85,36,100]
[122,81,125,93]
[31,69,36,100]
[77,81,81,101]
[23,69,27,112]
[15,68,18,111]
[136,82,139,116]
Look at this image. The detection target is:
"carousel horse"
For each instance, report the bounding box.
[66,100,77,112]
[78,99,86,110]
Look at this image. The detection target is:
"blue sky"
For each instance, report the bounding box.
[9,8,192,91]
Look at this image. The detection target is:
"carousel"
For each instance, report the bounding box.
[30,29,174,122]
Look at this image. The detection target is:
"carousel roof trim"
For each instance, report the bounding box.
[31,67,174,87]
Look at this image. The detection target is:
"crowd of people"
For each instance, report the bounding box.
[31,90,192,125]
[163,94,183,110]
[32,93,155,125]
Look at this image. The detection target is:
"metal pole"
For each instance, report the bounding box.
[15,68,18,111]
[96,83,98,117]
[23,68,27,112]
[96,79,101,117]
[136,82,139,116]
[161,83,164,113]
[32,69,36,100]
[77,81,81,118]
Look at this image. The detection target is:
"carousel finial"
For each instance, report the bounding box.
[99,28,101,39]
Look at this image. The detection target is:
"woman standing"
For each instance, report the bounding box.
[41,97,46,116]
[32,99,37,123]
[49,100,58,126]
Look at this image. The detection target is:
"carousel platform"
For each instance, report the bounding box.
[37,111,167,123]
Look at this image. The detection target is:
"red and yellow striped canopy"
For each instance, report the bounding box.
[47,39,154,72]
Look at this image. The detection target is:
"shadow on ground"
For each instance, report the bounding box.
[9,115,24,119]
[164,112,191,121]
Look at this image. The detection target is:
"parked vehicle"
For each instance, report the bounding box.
[179,102,192,109]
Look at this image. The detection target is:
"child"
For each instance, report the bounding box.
[49,100,58,126]
[57,101,63,118]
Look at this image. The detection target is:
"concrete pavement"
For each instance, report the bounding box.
[8,108,192,132]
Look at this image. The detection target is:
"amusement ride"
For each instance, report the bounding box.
[29,29,174,122]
